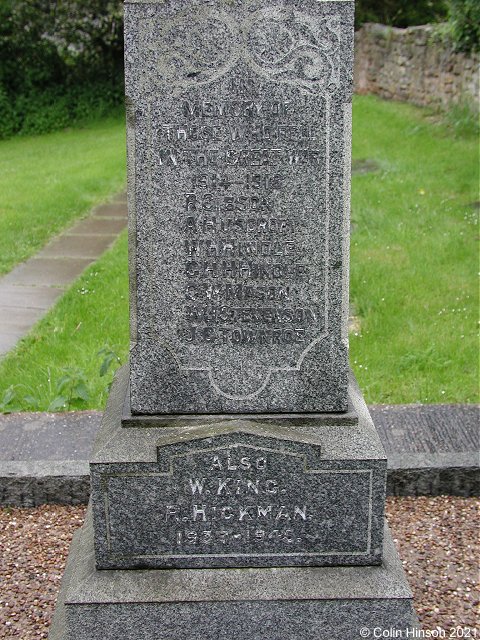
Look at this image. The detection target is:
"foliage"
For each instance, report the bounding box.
[355,0,479,53]
[98,347,122,377]
[48,368,90,411]
[355,0,448,29]
[443,101,480,138]
[0,386,19,413]
[0,0,124,138]
[445,0,480,52]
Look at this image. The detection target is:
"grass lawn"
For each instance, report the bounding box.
[0,95,478,410]
[0,114,126,276]
[350,96,478,403]
[0,232,129,412]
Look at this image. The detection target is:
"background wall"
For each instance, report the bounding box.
[354,24,479,112]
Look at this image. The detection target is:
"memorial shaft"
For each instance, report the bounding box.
[126,0,354,414]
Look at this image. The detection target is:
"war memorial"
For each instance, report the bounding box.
[50,1,417,637]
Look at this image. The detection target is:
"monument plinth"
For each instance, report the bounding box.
[50,1,417,638]
[91,368,386,570]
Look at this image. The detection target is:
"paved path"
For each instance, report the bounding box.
[0,404,477,505]
[0,194,127,357]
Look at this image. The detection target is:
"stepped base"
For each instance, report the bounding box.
[50,508,417,640]
[90,366,388,569]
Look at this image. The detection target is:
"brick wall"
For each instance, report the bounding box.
[354,23,479,112]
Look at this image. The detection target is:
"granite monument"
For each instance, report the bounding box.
[127,0,353,414]
[50,1,417,638]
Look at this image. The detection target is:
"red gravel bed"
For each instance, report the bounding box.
[385,496,479,631]
[0,497,478,639]
[0,505,86,639]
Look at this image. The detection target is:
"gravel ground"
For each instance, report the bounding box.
[0,497,478,639]
[385,496,479,632]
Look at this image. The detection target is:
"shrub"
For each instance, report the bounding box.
[0,0,124,138]
[355,0,479,54]
[446,0,480,52]
[355,0,448,29]
[0,85,18,138]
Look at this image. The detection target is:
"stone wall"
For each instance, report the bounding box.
[355,23,479,112]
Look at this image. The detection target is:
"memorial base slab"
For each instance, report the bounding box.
[90,367,387,569]
[49,509,416,640]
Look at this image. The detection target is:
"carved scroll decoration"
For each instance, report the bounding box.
[139,7,341,95]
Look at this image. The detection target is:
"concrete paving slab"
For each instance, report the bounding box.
[111,192,127,203]
[68,217,126,236]
[1,258,93,287]
[0,411,101,460]
[0,192,125,361]
[37,235,117,259]
[92,203,127,218]
[0,306,45,331]
[0,284,63,310]
[371,404,479,453]
[0,331,26,356]
[372,404,479,497]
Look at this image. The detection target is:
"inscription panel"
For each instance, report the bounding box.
[126,1,354,412]
[148,92,328,397]
[99,438,376,568]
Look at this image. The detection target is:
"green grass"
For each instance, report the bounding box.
[350,95,478,403]
[0,232,129,412]
[0,115,126,275]
[0,95,478,410]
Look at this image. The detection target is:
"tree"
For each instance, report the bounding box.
[355,0,448,29]
[446,0,480,52]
